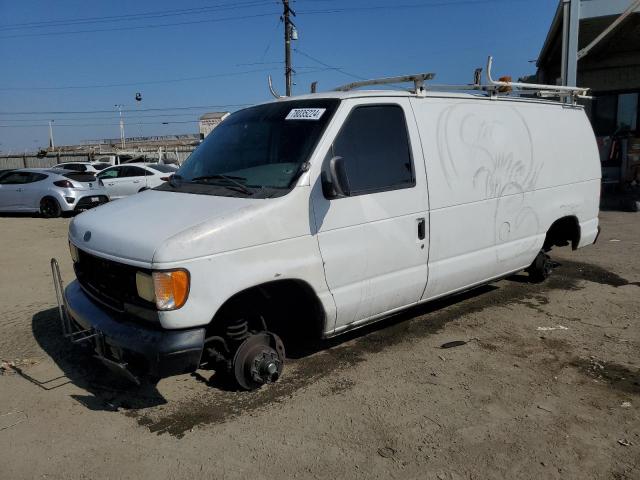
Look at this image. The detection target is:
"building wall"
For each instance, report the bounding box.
[0,146,197,170]
[579,55,640,92]
[0,157,59,170]
[536,4,640,187]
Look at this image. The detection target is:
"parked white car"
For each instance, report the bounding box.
[0,168,109,217]
[54,162,111,173]
[96,163,176,199]
[94,154,180,168]
[58,72,601,390]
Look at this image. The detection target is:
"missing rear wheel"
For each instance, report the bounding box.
[527,251,553,283]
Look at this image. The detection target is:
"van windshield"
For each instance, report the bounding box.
[158,99,340,198]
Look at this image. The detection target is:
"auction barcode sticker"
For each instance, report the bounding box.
[285,108,326,121]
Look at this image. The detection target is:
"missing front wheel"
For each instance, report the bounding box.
[232,332,285,390]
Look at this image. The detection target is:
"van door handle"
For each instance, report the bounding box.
[417,218,426,240]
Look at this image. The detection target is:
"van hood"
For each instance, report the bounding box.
[69,189,308,265]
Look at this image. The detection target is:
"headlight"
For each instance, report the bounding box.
[69,242,79,263]
[136,269,190,311]
[135,272,155,303]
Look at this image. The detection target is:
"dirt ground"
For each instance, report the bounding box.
[0,211,639,480]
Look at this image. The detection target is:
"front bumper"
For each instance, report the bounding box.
[63,279,205,379]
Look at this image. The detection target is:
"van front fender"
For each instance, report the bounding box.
[156,235,336,335]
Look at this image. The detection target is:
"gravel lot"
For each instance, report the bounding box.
[0,211,639,479]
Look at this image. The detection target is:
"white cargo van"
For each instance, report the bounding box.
[54,66,601,389]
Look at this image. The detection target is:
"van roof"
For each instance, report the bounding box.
[262,89,582,109]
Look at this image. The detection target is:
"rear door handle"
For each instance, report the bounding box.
[417,218,426,240]
[133,180,141,184]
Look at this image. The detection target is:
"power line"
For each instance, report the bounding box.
[0,65,333,92]
[0,0,338,31]
[0,0,272,31]
[294,48,409,90]
[297,0,527,15]
[0,0,527,39]
[258,16,283,63]
[0,11,279,39]
[294,48,365,81]
[0,120,200,129]
[0,113,215,122]
[0,104,252,116]
[0,66,279,91]
[295,66,341,76]
[236,61,284,67]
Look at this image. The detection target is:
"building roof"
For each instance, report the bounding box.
[537,0,640,67]
[537,2,565,68]
[199,112,230,121]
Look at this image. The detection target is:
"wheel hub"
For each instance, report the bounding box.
[252,350,281,384]
[232,332,285,390]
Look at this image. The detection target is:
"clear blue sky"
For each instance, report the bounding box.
[0,0,558,152]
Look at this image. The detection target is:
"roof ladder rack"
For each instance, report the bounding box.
[329,56,590,103]
[485,56,590,102]
[334,72,435,96]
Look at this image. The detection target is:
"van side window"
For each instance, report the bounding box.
[328,104,414,196]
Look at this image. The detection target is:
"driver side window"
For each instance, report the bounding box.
[323,104,415,198]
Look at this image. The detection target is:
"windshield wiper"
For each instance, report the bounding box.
[190,174,253,195]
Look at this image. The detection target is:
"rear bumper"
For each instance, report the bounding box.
[73,195,109,211]
[64,280,205,378]
[52,188,108,212]
[578,218,600,249]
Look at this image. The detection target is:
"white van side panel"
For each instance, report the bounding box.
[309,98,430,332]
[411,98,600,300]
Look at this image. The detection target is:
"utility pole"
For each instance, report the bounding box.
[283,0,294,96]
[48,120,55,149]
[115,104,125,149]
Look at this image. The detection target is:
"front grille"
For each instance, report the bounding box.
[75,195,109,211]
[74,250,154,313]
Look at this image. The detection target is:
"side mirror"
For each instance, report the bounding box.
[324,156,351,198]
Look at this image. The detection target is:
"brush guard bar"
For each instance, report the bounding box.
[51,257,141,385]
[51,257,99,344]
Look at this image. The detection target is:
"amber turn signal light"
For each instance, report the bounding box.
[151,269,190,311]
